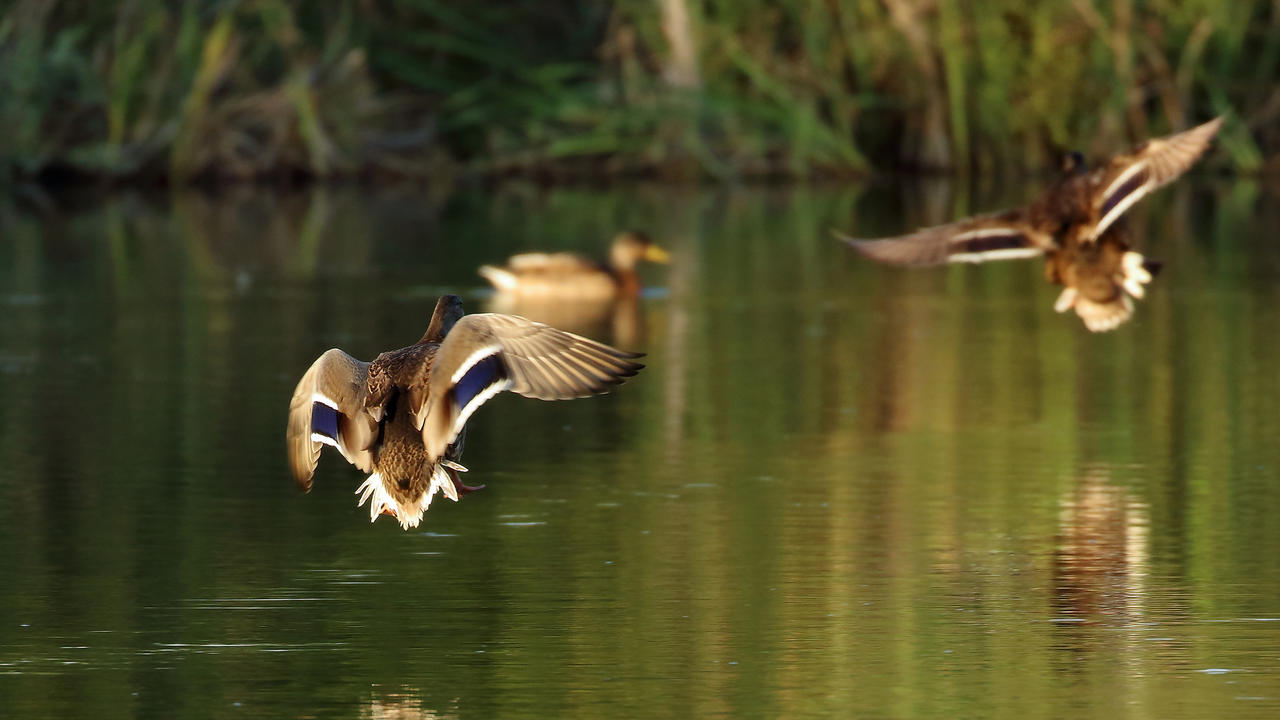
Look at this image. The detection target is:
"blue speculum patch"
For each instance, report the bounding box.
[1100,171,1147,217]
[311,402,341,441]
[956,233,1029,255]
[454,355,506,411]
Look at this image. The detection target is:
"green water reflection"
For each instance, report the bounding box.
[1,181,1279,718]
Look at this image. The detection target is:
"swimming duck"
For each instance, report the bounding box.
[286,295,644,529]
[478,231,670,300]
[841,116,1223,331]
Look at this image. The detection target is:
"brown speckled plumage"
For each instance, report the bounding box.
[839,117,1222,331]
[286,295,644,529]
[363,343,461,511]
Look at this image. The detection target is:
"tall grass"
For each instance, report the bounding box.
[0,0,1276,183]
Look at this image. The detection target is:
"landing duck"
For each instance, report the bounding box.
[840,117,1223,331]
[478,231,670,300]
[286,295,644,529]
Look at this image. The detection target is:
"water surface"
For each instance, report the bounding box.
[1,180,1278,718]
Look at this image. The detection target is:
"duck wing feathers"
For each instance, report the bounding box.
[839,210,1055,267]
[1088,116,1223,241]
[505,252,601,273]
[414,314,644,459]
[286,349,379,491]
[478,253,607,292]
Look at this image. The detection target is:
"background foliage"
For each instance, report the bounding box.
[1,0,1276,182]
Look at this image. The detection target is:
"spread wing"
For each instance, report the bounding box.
[838,210,1053,267]
[416,314,644,459]
[285,349,378,491]
[1089,116,1224,241]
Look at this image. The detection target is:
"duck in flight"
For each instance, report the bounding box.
[286,295,644,529]
[840,117,1223,331]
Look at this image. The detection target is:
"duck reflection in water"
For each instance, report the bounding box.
[483,292,645,349]
[361,685,457,720]
[1052,467,1149,626]
[841,117,1223,331]
[478,231,670,346]
[286,295,644,529]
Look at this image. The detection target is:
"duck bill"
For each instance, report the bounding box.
[643,244,672,264]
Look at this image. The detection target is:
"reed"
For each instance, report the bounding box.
[0,0,1275,183]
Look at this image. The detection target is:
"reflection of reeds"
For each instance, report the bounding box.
[1,1,1275,182]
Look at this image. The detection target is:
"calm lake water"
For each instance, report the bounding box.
[1,179,1278,718]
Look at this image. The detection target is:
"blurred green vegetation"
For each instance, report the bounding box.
[1,0,1277,183]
